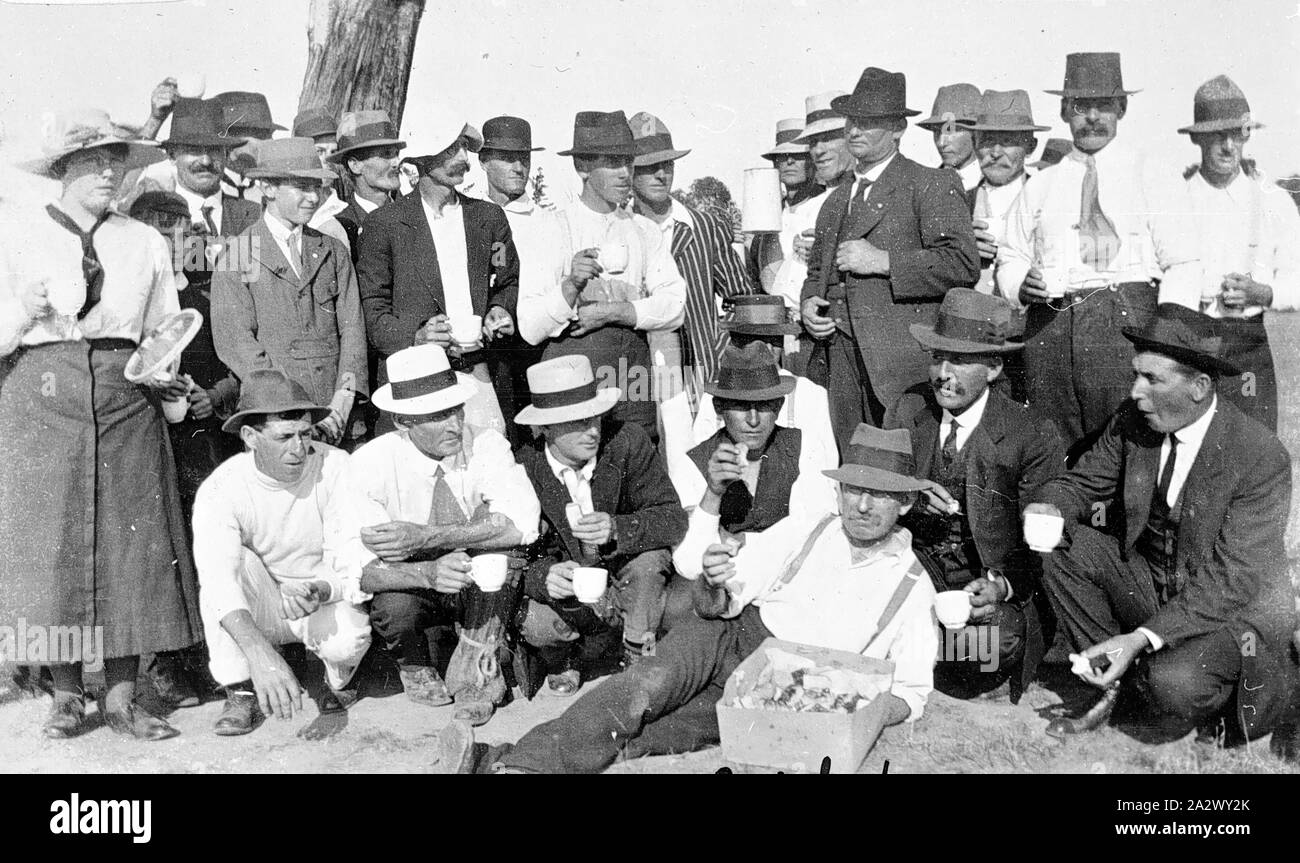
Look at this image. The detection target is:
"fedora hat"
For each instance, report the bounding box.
[213,91,285,136]
[1178,75,1263,135]
[293,107,337,142]
[823,424,931,492]
[20,107,164,178]
[371,343,478,416]
[417,104,483,158]
[556,111,637,157]
[916,83,982,130]
[629,111,691,166]
[329,110,407,162]
[704,341,797,401]
[1031,137,1072,169]
[161,98,241,149]
[962,89,1051,132]
[480,115,543,153]
[762,118,809,159]
[1122,303,1240,377]
[721,295,801,337]
[793,91,848,142]
[831,68,921,121]
[128,190,191,222]
[245,138,338,181]
[1045,52,1140,99]
[909,288,1023,354]
[221,369,330,433]
[516,355,622,425]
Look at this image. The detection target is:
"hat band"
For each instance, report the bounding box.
[840,446,916,479]
[730,306,788,326]
[341,122,399,149]
[483,137,531,151]
[805,108,839,124]
[974,113,1038,127]
[714,365,782,394]
[391,368,457,401]
[531,379,598,409]
[932,312,1005,347]
[635,132,675,155]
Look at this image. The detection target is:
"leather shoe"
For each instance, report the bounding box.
[213,690,263,736]
[399,665,454,707]
[1046,683,1120,738]
[42,692,88,739]
[452,687,495,727]
[318,688,358,714]
[146,652,200,708]
[98,697,181,742]
[546,668,581,697]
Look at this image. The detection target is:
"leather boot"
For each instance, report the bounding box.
[42,690,88,739]
[213,688,264,736]
[1046,683,1120,738]
[146,652,200,708]
[99,696,181,742]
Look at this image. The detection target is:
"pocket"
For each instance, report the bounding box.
[287,337,340,361]
[312,278,340,309]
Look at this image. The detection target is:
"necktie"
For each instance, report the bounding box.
[848,177,873,221]
[288,230,302,276]
[46,205,109,319]
[200,204,218,236]
[1154,435,1178,511]
[941,418,960,467]
[430,466,468,526]
[1078,154,1120,271]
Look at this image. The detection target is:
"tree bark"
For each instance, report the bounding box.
[299,0,426,130]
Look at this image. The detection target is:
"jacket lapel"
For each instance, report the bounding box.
[1124,423,1162,550]
[844,155,906,240]
[298,230,331,288]
[912,398,942,480]
[251,220,298,287]
[397,192,442,295]
[459,193,488,313]
[1174,406,1228,567]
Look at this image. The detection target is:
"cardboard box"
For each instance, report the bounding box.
[716,638,894,774]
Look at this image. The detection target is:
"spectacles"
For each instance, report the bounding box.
[1068,99,1121,117]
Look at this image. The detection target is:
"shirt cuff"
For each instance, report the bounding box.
[1136,626,1164,653]
[891,682,927,722]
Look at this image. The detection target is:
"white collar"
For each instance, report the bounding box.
[173,182,222,214]
[545,443,595,483]
[957,159,982,190]
[669,198,697,231]
[262,211,301,243]
[839,524,912,569]
[396,426,470,476]
[1171,395,1217,449]
[502,194,535,215]
[422,192,462,220]
[354,194,382,213]
[942,386,991,429]
[855,151,898,184]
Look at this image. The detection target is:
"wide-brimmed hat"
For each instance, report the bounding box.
[909,288,1023,354]
[245,138,338,181]
[1178,75,1263,136]
[704,341,796,401]
[293,108,337,142]
[161,98,242,149]
[793,91,848,142]
[556,111,637,157]
[480,115,543,153]
[1032,137,1072,168]
[1045,52,1140,98]
[418,104,483,157]
[19,107,164,178]
[371,343,478,416]
[721,295,801,337]
[629,111,690,166]
[962,89,1051,132]
[916,83,982,130]
[762,118,809,159]
[221,369,330,433]
[831,68,921,121]
[128,190,191,222]
[515,355,622,425]
[823,424,931,492]
[329,110,407,162]
[1122,303,1240,377]
[213,91,285,135]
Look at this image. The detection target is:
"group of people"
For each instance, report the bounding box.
[1,50,1297,772]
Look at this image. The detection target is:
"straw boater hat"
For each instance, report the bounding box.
[721,295,801,337]
[916,83,982,130]
[480,116,544,152]
[909,288,1023,354]
[1122,303,1241,377]
[831,68,921,121]
[823,424,932,492]
[962,90,1051,133]
[515,355,621,425]
[371,343,478,415]
[1031,137,1072,169]
[20,107,164,178]
[1045,52,1140,98]
[793,91,848,142]
[293,108,337,143]
[246,138,338,181]
[212,91,285,136]
[762,118,809,159]
[556,111,637,157]
[161,98,241,149]
[704,341,796,401]
[1178,75,1263,135]
[221,369,330,433]
[629,111,691,166]
[328,110,407,162]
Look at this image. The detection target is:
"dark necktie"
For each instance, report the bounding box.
[46,205,109,319]
[848,177,873,221]
[1078,154,1120,270]
[200,204,218,235]
[429,466,469,526]
[941,418,960,467]
[1154,435,1178,513]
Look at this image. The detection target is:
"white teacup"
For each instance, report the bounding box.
[572,566,608,604]
[162,397,189,424]
[597,242,628,275]
[565,502,586,530]
[175,72,207,99]
[1023,512,1065,553]
[449,314,483,349]
[471,553,510,593]
[935,590,972,631]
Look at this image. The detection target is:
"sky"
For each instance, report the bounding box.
[1,0,1298,203]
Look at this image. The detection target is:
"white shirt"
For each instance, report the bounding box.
[263,211,304,277]
[174,181,225,233]
[1157,170,1300,317]
[714,515,938,720]
[544,443,596,513]
[355,194,382,214]
[421,194,474,321]
[691,374,837,461]
[501,195,567,346]
[645,198,697,245]
[939,387,990,454]
[350,424,540,544]
[971,173,1030,295]
[957,159,983,192]
[768,185,835,312]
[849,152,898,203]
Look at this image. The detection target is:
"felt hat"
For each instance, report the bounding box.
[909,288,1024,354]
[1122,303,1241,377]
[1045,52,1140,98]
[328,110,407,162]
[721,295,801,337]
[1177,75,1263,135]
[629,111,691,166]
[480,115,544,152]
[703,341,797,401]
[962,89,1050,132]
[916,83,982,130]
[823,424,932,492]
[556,110,637,157]
[830,68,921,121]
[245,137,338,181]
[221,369,330,433]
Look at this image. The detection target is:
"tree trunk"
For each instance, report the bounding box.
[299,0,426,130]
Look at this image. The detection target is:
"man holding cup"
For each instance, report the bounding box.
[1027,304,1298,757]
[351,344,540,725]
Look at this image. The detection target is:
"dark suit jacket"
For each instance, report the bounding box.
[887,386,1065,599]
[801,153,979,410]
[1036,399,1297,734]
[334,195,385,259]
[355,190,520,359]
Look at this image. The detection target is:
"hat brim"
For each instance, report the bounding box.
[829,96,921,120]
[1178,120,1265,135]
[962,120,1051,132]
[762,143,810,159]
[916,115,978,130]
[371,373,478,416]
[161,134,242,149]
[515,388,622,426]
[480,142,545,153]
[22,138,164,179]
[221,402,332,434]
[327,139,408,163]
[1121,330,1241,377]
[1044,88,1142,97]
[555,144,638,157]
[246,167,339,181]
[822,465,932,493]
[909,323,1022,354]
[793,118,847,142]
[722,321,802,336]
[703,376,797,401]
[633,148,691,167]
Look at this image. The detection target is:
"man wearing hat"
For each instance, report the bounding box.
[1028,305,1298,757]
[516,110,685,442]
[745,118,823,301]
[801,67,980,454]
[291,107,353,250]
[513,355,687,693]
[997,52,1189,447]
[351,344,540,724]
[916,83,984,192]
[454,423,937,773]
[329,110,407,254]
[887,289,1065,698]
[192,369,375,736]
[1155,75,1300,433]
[212,137,369,448]
[357,107,521,443]
[213,90,286,200]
